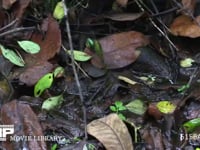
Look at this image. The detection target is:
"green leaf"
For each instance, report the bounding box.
[156,101,176,114]
[115,101,123,107]
[17,40,40,54]
[180,58,195,68]
[0,44,25,67]
[51,144,58,150]
[125,99,147,115]
[86,38,102,57]
[34,73,54,97]
[118,113,126,121]
[177,84,190,93]
[110,106,117,112]
[42,94,64,111]
[67,50,92,61]
[53,1,65,20]
[53,66,65,78]
[183,118,200,133]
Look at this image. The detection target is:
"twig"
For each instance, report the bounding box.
[0,19,18,33]
[0,26,35,38]
[62,45,90,78]
[135,0,179,57]
[62,0,88,140]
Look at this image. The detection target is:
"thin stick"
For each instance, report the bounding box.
[0,19,18,33]
[62,0,88,140]
[0,27,35,38]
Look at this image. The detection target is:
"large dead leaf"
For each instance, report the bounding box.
[170,15,200,38]
[1,100,47,150]
[87,113,133,150]
[17,15,61,86]
[24,15,61,64]
[93,31,149,69]
[19,61,54,86]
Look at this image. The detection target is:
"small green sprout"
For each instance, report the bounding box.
[83,143,96,150]
[177,84,190,94]
[51,143,57,150]
[110,101,127,120]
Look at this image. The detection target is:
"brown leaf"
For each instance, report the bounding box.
[98,31,149,69]
[87,113,133,150]
[181,0,196,15]
[1,100,47,150]
[25,15,61,64]
[2,0,17,9]
[148,103,163,120]
[116,0,128,7]
[12,0,31,19]
[105,12,144,21]
[170,15,200,38]
[19,61,54,86]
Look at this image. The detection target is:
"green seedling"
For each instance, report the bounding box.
[83,143,96,150]
[86,38,103,57]
[110,101,127,120]
[177,84,190,94]
[51,144,57,150]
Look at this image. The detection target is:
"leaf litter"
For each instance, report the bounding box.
[1,0,200,150]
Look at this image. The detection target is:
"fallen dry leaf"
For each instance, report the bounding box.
[26,15,61,62]
[12,0,31,19]
[87,113,133,150]
[181,0,196,15]
[105,12,144,21]
[2,0,16,9]
[170,15,200,38]
[19,61,54,86]
[1,100,47,150]
[116,0,128,7]
[99,31,149,69]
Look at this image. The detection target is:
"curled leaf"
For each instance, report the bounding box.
[0,44,25,67]
[118,75,137,85]
[17,40,40,54]
[42,94,64,111]
[34,73,54,97]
